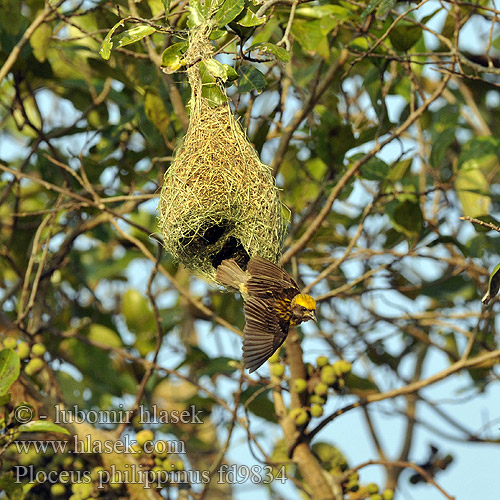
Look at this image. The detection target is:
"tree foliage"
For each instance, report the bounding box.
[1,0,500,499]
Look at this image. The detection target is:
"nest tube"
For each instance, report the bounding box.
[158,22,287,281]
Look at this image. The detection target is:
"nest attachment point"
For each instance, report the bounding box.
[157,23,287,281]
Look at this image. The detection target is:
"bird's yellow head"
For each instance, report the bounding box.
[290,294,317,325]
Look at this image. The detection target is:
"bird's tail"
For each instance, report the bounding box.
[216,259,248,292]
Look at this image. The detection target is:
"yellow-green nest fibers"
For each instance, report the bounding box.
[158,23,286,281]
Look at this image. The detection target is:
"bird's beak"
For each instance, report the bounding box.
[308,310,317,322]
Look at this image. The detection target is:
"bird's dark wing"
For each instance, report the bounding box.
[242,297,289,373]
[246,256,300,299]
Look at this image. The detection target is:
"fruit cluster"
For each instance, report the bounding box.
[269,354,352,427]
[134,429,186,480]
[344,480,394,500]
[2,336,46,376]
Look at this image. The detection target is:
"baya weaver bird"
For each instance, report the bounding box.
[216,256,317,373]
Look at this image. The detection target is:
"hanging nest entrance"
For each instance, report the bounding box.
[157,22,287,281]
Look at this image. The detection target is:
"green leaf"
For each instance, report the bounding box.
[247,42,290,62]
[204,58,228,79]
[161,0,171,16]
[145,90,170,135]
[201,85,229,106]
[252,17,280,45]
[376,0,397,19]
[201,59,238,82]
[18,420,70,435]
[359,157,389,181]
[0,392,11,405]
[209,29,227,40]
[188,0,206,27]
[0,472,25,500]
[455,166,491,218]
[214,0,245,27]
[161,41,188,73]
[0,349,20,396]
[291,19,329,59]
[427,235,467,256]
[236,8,266,27]
[361,0,380,19]
[296,4,349,19]
[349,36,370,52]
[121,289,156,335]
[430,128,455,168]
[389,21,422,51]
[458,136,500,170]
[199,60,217,85]
[99,19,125,60]
[30,23,52,63]
[111,25,156,49]
[418,274,475,302]
[385,197,424,238]
[200,357,238,377]
[241,387,277,423]
[88,324,123,349]
[237,65,267,93]
[344,373,379,396]
[482,262,500,305]
[205,0,225,12]
[388,159,412,182]
[225,65,239,81]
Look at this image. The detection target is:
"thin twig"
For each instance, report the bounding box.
[460,215,500,234]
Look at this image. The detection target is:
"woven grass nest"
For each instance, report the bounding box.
[158,22,287,281]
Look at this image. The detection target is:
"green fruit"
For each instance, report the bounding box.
[382,489,394,500]
[347,481,359,492]
[154,440,169,458]
[316,355,329,367]
[3,337,17,350]
[131,415,142,431]
[91,466,105,481]
[136,429,155,449]
[310,394,326,405]
[289,408,308,426]
[175,459,184,471]
[268,351,280,364]
[339,360,352,374]
[292,378,308,393]
[370,495,383,500]
[18,448,41,466]
[50,484,66,496]
[367,483,379,494]
[310,404,324,418]
[73,458,84,470]
[31,343,46,356]
[314,382,328,396]
[110,479,122,491]
[333,378,345,390]
[270,364,285,377]
[72,481,93,497]
[24,357,43,376]
[333,361,344,377]
[16,341,31,360]
[321,365,336,385]
[305,363,315,376]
